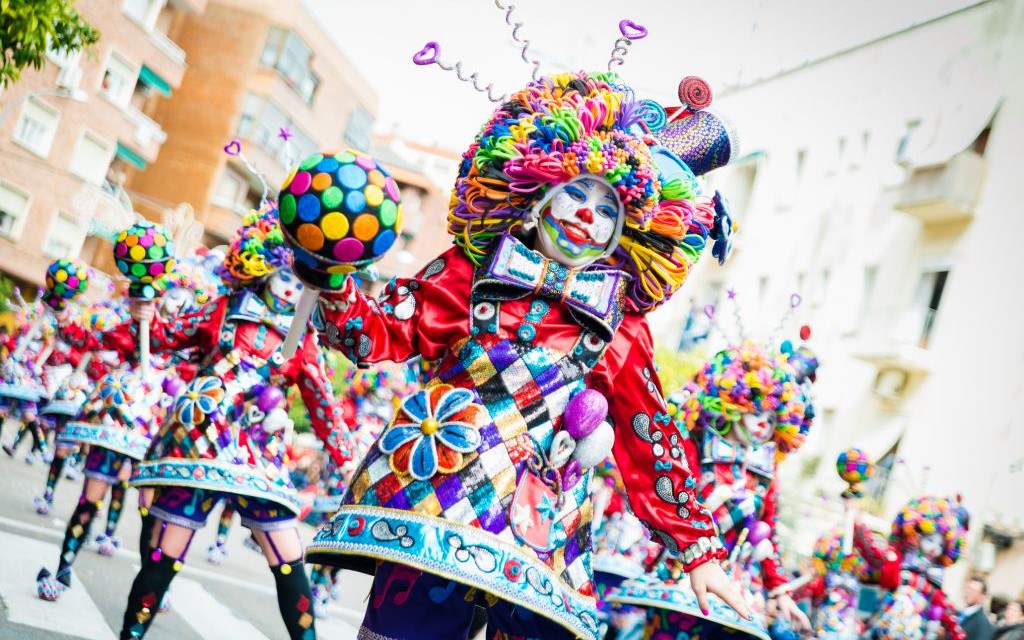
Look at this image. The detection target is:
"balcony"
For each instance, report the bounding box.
[892,151,986,224]
[125,106,168,155]
[852,308,935,378]
[149,30,186,68]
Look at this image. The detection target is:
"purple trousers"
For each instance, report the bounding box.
[359,561,577,640]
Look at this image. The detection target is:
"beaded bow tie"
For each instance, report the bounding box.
[226,291,294,336]
[472,234,628,341]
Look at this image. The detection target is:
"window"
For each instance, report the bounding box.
[278,32,312,87]
[43,211,85,258]
[235,94,317,167]
[212,167,254,214]
[0,182,31,238]
[69,132,114,185]
[13,98,60,157]
[101,52,137,106]
[344,106,374,151]
[298,70,320,104]
[123,0,162,29]
[896,119,921,163]
[913,269,950,348]
[259,28,318,104]
[859,265,878,321]
[260,27,286,67]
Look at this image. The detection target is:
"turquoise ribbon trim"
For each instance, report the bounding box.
[130,458,302,514]
[608,578,771,640]
[62,422,150,460]
[306,505,600,640]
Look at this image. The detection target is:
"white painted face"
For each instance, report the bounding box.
[160,287,195,316]
[533,175,623,268]
[264,268,304,311]
[739,411,776,446]
[919,532,944,561]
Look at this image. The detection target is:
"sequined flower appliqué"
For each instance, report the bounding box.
[379,384,485,481]
[174,376,225,426]
[98,373,134,409]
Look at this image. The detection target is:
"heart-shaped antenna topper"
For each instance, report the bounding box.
[412,41,441,66]
[223,139,242,156]
[618,20,648,40]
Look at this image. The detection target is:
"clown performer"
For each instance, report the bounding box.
[866,496,969,640]
[609,313,819,639]
[783,448,888,639]
[2,261,92,462]
[32,290,131,514]
[289,21,751,640]
[109,204,350,640]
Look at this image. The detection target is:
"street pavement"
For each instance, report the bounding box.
[0,442,372,640]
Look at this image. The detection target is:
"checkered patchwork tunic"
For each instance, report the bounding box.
[307,247,724,639]
[102,293,349,513]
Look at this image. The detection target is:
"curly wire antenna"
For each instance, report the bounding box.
[767,293,803,345]
[412,41,507,103]
[223,139,271,206]
[494,0,541,81]
[607,19,648,72]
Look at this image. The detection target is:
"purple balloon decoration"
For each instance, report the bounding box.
[562,460,582,490]
[257,386,285,412]
[928,605,945,621]
[162,376,184,396]
[563,389,608,439]
[748,520,773,545]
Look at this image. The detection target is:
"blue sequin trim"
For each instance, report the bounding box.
[307,506,600,640]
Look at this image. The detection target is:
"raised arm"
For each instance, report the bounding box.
[595,315,725,572]
[315,248,469,366]
[285,331,351,465]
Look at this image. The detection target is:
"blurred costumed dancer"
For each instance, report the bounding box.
[114,205,350,640]
[33,295,128,515]
[784,448,886,639]
[866,496,969,640]
[2,261,91,462]
[609,312,819,639]
[294,22,750,639]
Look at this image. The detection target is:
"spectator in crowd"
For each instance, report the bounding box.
[962,577,996,640]
[995,601,1024,640]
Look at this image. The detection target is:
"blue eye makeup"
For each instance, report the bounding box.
[564,186,586,202]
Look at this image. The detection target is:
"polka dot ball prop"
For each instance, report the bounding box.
[279,150,402,290]
[43,259,90,310]
[113,220,176,300]
[836,447,873,497]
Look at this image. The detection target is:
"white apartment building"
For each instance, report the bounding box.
[647,0,1024,599]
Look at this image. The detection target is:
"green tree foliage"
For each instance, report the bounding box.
[1,0,99,88]
[0,274,15,313]
[654,345,710,396]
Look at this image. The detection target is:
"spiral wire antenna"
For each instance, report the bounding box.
[607,20,648,71]
[494,0,542,80]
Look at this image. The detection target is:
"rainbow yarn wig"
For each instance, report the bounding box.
[217,204,292,288]
[678,341,816,460]
[449,71,723,313]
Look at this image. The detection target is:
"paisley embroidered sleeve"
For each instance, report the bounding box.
[316,248,469,365]
[598,315,726,572]
[759,481,790,592]
[852,520,890,581]
[290,331,351,465]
